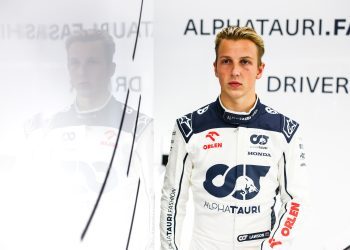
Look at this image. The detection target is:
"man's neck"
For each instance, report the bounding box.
[76,91,111,112]
[220,94,257,113]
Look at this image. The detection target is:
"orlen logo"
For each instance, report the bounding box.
[203,131,222,150]
[268,202,300,248]
[206,131,219,141]
[203,164,270,200]
[101,130,117,146]
[250,134,269,145]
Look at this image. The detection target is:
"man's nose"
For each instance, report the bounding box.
[77,63,88,76]
[231,63,241,77]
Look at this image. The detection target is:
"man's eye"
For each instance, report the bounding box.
[87,58,99,64]
[241,59,250,65]
[221,59,230,64]
[69,60,79,67]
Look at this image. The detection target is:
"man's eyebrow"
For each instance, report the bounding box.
[240,56,254,59]
[218,56,254,59]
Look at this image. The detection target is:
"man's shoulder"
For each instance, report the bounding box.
[24,112,52,137]
[48,98,152,136]
[49,104,76,128]
[256,102,300,143]
[123,104,153,138]
[175,100,219,142]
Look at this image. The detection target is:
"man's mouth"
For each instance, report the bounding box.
[75,81,91,88]
[228,81,242,88]
[78,81,90,85]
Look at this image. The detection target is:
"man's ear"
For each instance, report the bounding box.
[109,62,116,77]
[256,62,265,79]
[213,61,218,77]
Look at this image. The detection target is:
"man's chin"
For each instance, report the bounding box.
[75,89,95,98]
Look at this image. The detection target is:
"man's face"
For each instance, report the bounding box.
[67,40,115,98]
[214,39,264,108]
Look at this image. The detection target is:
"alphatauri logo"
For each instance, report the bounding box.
[203,164,270,200]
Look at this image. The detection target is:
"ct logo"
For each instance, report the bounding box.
[62,131,76,141]
[197,105,209,115]
[238,235,248,242]
[203,164,270,200]
[250,134,269,145]
[238,234,248,242]
[265,107,278,114]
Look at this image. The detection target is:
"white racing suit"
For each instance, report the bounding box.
[14,96,154,250]
[160,97,308,250]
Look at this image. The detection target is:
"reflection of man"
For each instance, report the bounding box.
[160,26,308,250]
[23,30,154,250]
[67,29,115,111]
[51,30,136,128]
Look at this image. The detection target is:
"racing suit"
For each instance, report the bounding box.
[19,96,154,250]
[160,97,308,250]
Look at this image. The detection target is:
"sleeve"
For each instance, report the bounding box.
[127,119,155,250]
[160,123,193,250]
[263,127,309,250]
[137,121,155,250]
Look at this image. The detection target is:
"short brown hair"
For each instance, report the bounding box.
[65,29,115,63]
[215,26,265,66]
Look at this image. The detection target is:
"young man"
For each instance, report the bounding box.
[24,30,154,249]
[51,29,133,128]
[160,26,308,250]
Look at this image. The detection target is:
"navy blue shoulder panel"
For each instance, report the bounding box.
[49,98,151,138]
[176,112,194,143]
[247,104,299,143]
[176,99,299,144]
[176,101,237,143]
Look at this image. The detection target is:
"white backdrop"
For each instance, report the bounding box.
[1,0,350,249]
[0,0,154,249]
[154,0,350,249]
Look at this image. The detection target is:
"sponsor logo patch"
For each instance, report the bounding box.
[223,109,258,123]
[248,151,271,157]
[250,134,269,145]
[100,129,117,146]
[62,131,76,141]
[203,131,222,150]
[203,201,261,215]
[197,105,209,115]
[206,131,219,141]
[265,107,279,114]
[237,230,270,242]
[268,202,300,248]
[203,164,270,200]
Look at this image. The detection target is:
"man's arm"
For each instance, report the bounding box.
[263,128,309,249]
[129,119,155,249]
[160,123,192,250]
